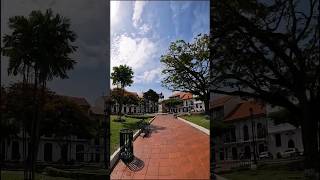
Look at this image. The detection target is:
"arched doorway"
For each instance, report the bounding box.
[61,144,68,162]
[243,125,249,141]
[232,147,238,160]
[244,146,251,159]
[11,141,20,160]
[288,139,295,148]
[76,144,84,162]
[44,143,53,161]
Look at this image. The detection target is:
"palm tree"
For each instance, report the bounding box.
[2,9,77,180]
[111,65,134,121]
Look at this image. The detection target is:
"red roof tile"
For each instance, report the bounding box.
[224,101,266,122]
[210,96,233,109]
[170,92,193,100]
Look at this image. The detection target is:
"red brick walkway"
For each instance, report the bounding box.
[111,114,209,179]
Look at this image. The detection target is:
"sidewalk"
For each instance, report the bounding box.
[111,114,209,179]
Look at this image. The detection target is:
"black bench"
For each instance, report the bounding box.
[138,120,151,138]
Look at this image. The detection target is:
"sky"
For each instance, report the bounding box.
[111,1,209,99]
[1,0,108,105]
[1,0,209,106]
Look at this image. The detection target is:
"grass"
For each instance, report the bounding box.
[1,170,72,180]
[110,115,153,154]
[179,114,210,130]
[220,164,305,180]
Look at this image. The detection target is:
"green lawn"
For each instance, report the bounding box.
[1,170,72,180]
[179,114,210,130]
[220,164,305,180]
[110,115,152,154]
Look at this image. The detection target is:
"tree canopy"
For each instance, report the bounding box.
[210,0,319,175]
[162,98,183,110]
[161,34,210,113]
[143,89,159,103]
[111,65,134,88]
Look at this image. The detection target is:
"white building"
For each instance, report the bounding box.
[167,92,205,114]
[211,95,304,162]
[1,96,105,164]
[266,105,303,158]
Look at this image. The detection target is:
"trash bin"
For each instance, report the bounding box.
[120,129,134,162]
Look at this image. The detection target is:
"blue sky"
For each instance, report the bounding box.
[111,1,209,99]
[1,0,209,106]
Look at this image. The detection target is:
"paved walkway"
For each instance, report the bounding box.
[111,114,210,179]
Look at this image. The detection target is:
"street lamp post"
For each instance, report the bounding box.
[250,108,258,167]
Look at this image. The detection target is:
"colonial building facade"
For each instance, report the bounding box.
[1,96,105,164]
[167,92,205,114]
[211,95,303,162]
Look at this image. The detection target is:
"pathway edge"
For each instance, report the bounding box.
[177,117,210,135]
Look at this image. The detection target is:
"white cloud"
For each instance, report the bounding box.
[139,23,151,34]
[132,1,147,28]
[111,1,120,26]
[111,34,157,72]
[134,67,162,84]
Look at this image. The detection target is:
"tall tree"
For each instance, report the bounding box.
[210,0,319,177]
[2,9,77,180]
[111,65,134,121]
[162,98,183,113]
[143,89,159,113]
[161,34,210,114]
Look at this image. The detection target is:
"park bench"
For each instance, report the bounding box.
[138,120,151,138]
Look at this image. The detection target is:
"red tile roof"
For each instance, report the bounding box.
[210,96,233,109]
[224,101,266,122]
[170,92,193,100]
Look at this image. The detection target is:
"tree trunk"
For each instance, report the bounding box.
[26,69,39,180]
[300,101,319,179]
[204,99,210,115]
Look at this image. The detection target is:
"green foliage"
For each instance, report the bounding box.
[3,83,96,139]
[268,108,300,127]
[111,88,139,106]
[124,114,154,120]
[42,96,96,139]
[143,89,159,103]
[162,98,183,109]
[2,8,77,82]
[161,34,210,112]
[111,65,134,88]
[4,82,53,135]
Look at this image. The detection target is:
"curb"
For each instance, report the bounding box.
[177,117,210,135]
[109,116,157,172]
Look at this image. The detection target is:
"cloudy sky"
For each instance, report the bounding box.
[1,0,108,105]
[111,1,209,99]
[1,0,209,105]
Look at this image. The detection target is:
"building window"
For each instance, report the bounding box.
[244,146,251,159]
[275,134,281,147]
[11,141,20,160]
[288,139,295,148]
[243,125,249,141]
[61,144,68,162]
[219,151,224,160]
[232,147,238,160]
[44,143,53,162]
[258,144,265,153]
[230,127,236,142]
[257,123,266,138]
[76,144,84,162]
[196,104,198,108]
